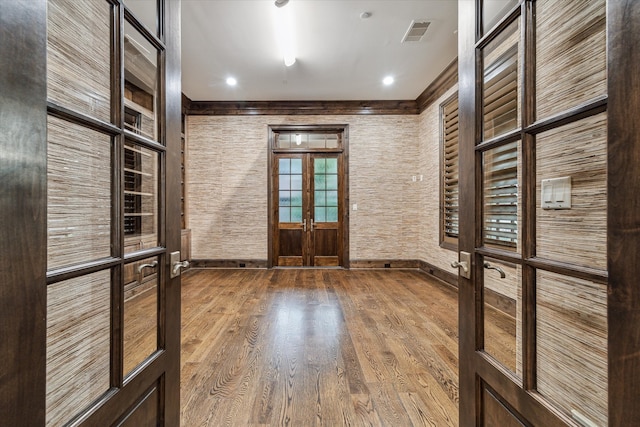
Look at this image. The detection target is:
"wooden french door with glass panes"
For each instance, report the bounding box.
[42,0,182,425]
[271,128,347,267]
[457,0,611,426]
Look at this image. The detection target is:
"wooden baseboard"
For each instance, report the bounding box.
[189,257,515,316]
[418,260,458,288]
[190,259,268,269]
[193,259,418,269]
[349,259,420,269]
[483,288,516,318]
[417,260,516,316]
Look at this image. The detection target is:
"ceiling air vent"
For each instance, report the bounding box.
[402,20,431,42]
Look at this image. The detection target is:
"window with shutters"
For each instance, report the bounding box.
[440,93,459,248]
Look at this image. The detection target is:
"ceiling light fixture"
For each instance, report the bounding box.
[274,0,296,67]
[284,55,296,67]
[226,77,237,86]
[383,76,394,86]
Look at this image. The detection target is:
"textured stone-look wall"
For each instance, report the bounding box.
[186,114,421,261]
[417,85,459,272]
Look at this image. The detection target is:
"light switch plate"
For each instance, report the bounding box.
[541,176,571,209]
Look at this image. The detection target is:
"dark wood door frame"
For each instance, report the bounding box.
[0,0,48,423]
[267,125,350,269]
[607,0,640,424]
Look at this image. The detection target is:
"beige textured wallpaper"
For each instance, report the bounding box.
[186,114,422,261]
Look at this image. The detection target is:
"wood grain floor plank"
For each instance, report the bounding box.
[179,268,460,426]
[399,391,441,427]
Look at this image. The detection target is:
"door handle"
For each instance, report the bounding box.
[450,260,468,272]
[451,251,471,279]
[170,251,190,278]
[137,260,157,285]
[172,260,190,277]
[311,219,315,232]
[137,260,158,273]
[303,219,307,232]
[483,261,506,278]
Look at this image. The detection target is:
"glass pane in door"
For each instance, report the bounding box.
[314,158,339,222]
[123,0,158,36]
[123,255,159,376]
[278,158,303,223]
[483,0,519,34]
[536,0,606,119]
[47,0,111,122]
[124,141,159,253]
[482,18,520,140]
[46,270,111,426]
[482,141,520,251]
[47,117,111,269]
[535,114,607,270]
[124,20,159,142]
[483,257,522,380]
[536,270,607,426]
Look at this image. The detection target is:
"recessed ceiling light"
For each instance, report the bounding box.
[383,76,394,86]
[226,77,237,86]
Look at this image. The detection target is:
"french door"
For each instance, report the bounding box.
[270,127,348,267]
[0,0,182,425]
[455,0,640,426]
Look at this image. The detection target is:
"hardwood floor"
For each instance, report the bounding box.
[179,269,459,426]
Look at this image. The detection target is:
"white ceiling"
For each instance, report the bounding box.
[180,0,459,102]
[125,0,460,102]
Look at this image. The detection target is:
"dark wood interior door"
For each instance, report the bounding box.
[272,151,344,267]
[40,1,181,425]
[457,1,618,426]
[274,154,308,266]
[310,154,342,266]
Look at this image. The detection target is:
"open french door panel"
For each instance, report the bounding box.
[41,1,182,425]
[457,1,610,426]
